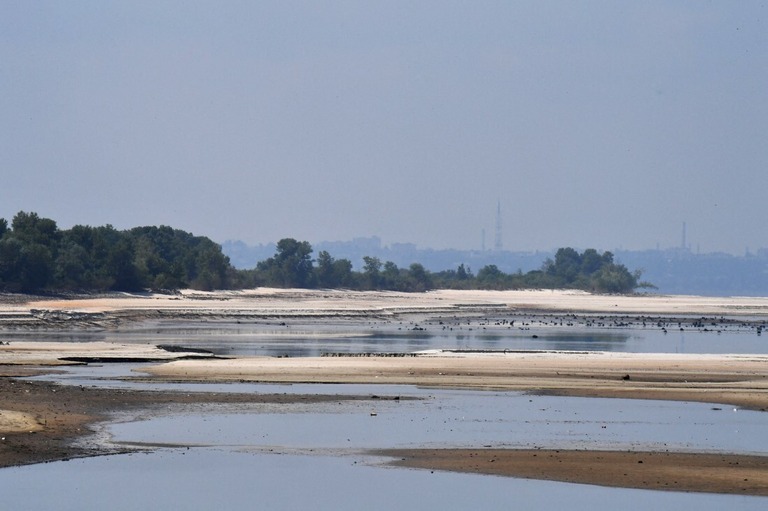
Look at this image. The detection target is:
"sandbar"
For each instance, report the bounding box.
[3,288,768,495]
[378,448,768,496]
[140,351,768,410]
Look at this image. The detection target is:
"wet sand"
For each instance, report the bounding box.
[0,374,395,468]
[3,289,768,495]
[378,448,768,496]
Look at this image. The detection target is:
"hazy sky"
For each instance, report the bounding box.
[2,2,766,254]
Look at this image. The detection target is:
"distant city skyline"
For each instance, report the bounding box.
[2,2,766,256]
[219,215,746,257]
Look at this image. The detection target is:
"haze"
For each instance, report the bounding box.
[2,2,766,255]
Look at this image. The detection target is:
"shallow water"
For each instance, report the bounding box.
[5,321,768,509]
[6,374,768,509]
[4,321,767,355]
[3,449,766,511]
[109,387,768,454]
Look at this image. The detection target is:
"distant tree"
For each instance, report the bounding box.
[315,250,337,288]
[362,256,382,289]
[591,263,638,293]
[107,237,142,291]
[54,241,91,289]
[190,241,230,290]
[0,212,60,291]
[551,247,582,282]
[580,248,603,275]
[0,237,23,291]
[477,264,504,289]
[381,261,400,289]
[332,258,355,288]
[258,238,315,288]
[406,262,432,291]
[0,210,651,294]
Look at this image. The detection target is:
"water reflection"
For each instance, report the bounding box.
[2,321,766,356]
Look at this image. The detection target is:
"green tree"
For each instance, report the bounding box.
[315,250,338,288]
[362,256,382,289]
[591,263,637,293]
[381,261,400,289]
[332,258,355,288]
[107,237,142,291]
[406,262,432,291]
[551,247,582,282]
[54,241,91,289]
[477,264,504,289]
[580,248,603,275]
[259,238,315,288]
[0,237,23,291]
[11,211,59,245]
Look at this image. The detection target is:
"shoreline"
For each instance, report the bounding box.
[3,288,768,495]
[376,448,768,496]
[2,288,768,331]
[0,375,396,469]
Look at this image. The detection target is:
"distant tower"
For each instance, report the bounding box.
[494,201,503,251]
[481,228,486,252]
[681,222,687,251]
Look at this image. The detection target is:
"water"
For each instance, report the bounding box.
[0,449,766,511]
[3,449,765,511]
[109,388,768,454]
[3,321,767,355]
[6,378,765,510]
[4,320,768,509]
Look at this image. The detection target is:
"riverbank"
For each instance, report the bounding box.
[0,374,395,468]
[2,288,768,495]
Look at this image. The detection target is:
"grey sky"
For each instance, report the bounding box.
[2,1,766,254]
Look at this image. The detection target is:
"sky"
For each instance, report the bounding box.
[1,1,766,255]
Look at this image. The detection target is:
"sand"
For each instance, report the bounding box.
[14,288,768,318]
[0,377,397,468]
[138,351,768,410]
[378,449,768,496]
[2,288,768,495]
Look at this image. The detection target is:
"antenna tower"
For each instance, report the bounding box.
[494,201,503,251]
[682,221,687,251]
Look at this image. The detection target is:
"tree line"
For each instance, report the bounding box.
[0,211,231,292]
[0,211,647,294]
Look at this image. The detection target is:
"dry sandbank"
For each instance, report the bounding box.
[140,351,768,410]
[12,288,768,318]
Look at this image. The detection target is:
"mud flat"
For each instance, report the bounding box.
[3,289,768,495]
[377,448,768,496]
[0,376,395,468]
